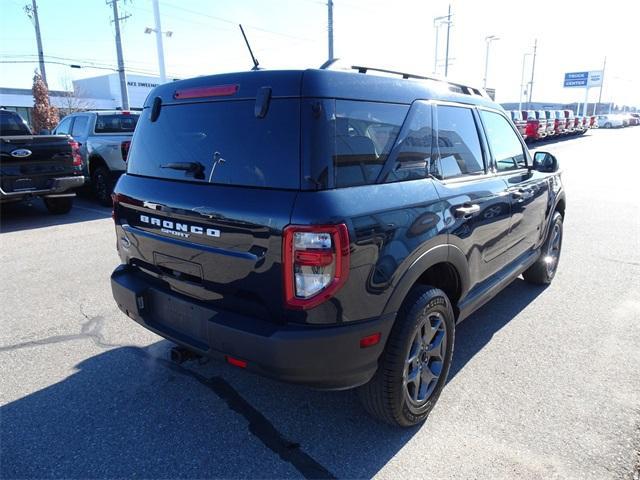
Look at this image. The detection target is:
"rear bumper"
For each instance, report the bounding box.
[0,175,84,201]
[111,265,395,390]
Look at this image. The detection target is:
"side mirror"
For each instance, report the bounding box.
[39,129,51,135]
[533,151,559,173]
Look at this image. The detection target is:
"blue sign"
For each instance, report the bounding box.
[564,72,588,88]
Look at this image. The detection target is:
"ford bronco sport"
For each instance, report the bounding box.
[110,67,565,427]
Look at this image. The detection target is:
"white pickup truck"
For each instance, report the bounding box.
[53,111,139,205]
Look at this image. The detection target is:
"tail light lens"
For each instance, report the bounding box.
[283,224,350,309]
[68,140,83,169]
[121,140,131,162]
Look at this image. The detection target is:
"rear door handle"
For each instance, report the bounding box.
[454,204,480,218]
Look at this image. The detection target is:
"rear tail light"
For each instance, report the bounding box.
[68,140,82,169]
[121,140,131,161]
[283,224,350,309]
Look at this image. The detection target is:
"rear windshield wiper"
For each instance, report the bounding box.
[160,162,205,180]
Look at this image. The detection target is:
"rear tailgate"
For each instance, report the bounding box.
[113,71,303,322]
[0,135,74,194]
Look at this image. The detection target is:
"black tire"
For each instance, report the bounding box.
[523,211,563,285]
[604,122,612,128]
[44,197,73,214]
[92,165,113,206]
[357,286,455,427]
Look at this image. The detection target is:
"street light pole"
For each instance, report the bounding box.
[518,53,531,112]
[527,38,538,109]
[327,0,334,62]
[483,35,499,89]
[151,0,167,83]
[594,56,607,115]
[444,4,452,77]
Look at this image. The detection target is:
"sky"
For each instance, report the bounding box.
[0,0,639,106]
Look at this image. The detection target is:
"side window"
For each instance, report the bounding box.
[55,116,73,135]
[479,110,527,172]
[333,100,407,188]
[434,105,484,179]
[382,101,433,183]
[71,116,88,137]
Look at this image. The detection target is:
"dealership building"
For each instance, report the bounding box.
[0,73,165,127]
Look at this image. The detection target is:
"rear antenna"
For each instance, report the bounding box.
[239,24,260,71]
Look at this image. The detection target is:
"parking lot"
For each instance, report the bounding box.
[1,127,639,479]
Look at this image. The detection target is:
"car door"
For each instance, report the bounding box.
[478,108,550,263]
[70,114,90,173]
[430,103,513,289]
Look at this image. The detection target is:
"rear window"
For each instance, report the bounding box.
[94,114,139,133]
[510,111,522,121]
[126,99,300,189]
[0,112,31,135]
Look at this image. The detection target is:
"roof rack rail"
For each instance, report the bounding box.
[350,65,488,98]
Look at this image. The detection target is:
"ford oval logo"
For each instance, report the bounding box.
[10,148,32,158]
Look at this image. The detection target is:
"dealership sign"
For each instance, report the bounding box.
[564,71,603,88]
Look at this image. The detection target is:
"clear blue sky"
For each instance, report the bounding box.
[1,0,638,106]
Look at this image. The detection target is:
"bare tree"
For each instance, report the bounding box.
[31,70,59,133]
[57,74,94,116]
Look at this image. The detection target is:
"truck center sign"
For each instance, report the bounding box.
[564,71,603,88]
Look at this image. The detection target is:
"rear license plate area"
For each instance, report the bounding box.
[148,289,210,350]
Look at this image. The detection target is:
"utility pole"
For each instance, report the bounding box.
[151,0,166,83]
[444,4,452,77]
[24,0,47,86]
[433,22,439,74]
[327,0,334,62]
[108,0,130,110]
[594,56,607,115]
[527,38,537,109]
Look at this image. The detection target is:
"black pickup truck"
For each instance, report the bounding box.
[1,110,84,214]
[110,68,565,427]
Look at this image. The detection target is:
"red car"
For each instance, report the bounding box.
[509,110,527,139]
[522,109,546,141]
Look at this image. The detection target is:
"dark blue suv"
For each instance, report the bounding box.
[110,67,565,427]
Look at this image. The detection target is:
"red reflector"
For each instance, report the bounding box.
[360,332,381,348]
[174,84,239,100]
[121,111,131,115]
[225,355,247,368]
[294,250,334,267]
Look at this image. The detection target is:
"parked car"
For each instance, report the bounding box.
[580,115,589,133]
[590,115,598,128]
[624,113,639,126]
[552,110,566,135]
[53,111,139,205]
[110,67,566,427]
[535,110,554,137]
[509,110,527,139]
[522,109,546,141]
[597,114,624,128]
[562,110,576,134]
[0,109,84,213]
[543,110,557,137]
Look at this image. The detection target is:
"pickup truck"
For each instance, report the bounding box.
[53,111,139,205]
[1,110,84,214]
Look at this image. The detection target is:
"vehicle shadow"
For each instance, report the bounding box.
[0,279,546,479]
[0,197,111,234]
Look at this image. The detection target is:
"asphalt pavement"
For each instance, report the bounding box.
[1,127,639,479]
